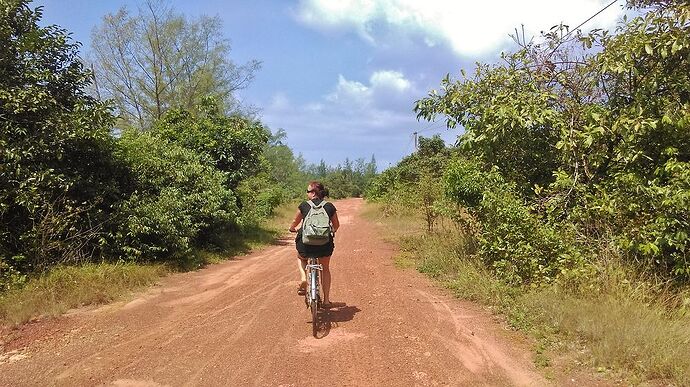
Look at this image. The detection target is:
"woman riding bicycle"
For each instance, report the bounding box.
[288,181,339,308]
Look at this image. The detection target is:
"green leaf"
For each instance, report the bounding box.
[671,39,682,54]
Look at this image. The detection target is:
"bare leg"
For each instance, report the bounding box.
[297,256,307,291]
[320,256,331,304]
[297,255,307,281]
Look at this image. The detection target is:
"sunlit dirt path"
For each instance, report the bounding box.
[1,198,552,386]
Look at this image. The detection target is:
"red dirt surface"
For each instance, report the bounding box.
[0,198,601,386]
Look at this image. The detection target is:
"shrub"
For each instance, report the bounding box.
[444,158,585,285]
[111,130,237,261]
[235,175,286,227]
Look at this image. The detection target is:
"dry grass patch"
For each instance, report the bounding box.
[0,262,166,325]
[361,201,424,241]
[522,282,690,385]
[264,201,301,233]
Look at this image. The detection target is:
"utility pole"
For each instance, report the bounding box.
[413,131,418,151]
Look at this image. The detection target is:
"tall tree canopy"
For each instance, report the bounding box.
[1,0,119,278]
[90,0,260,128]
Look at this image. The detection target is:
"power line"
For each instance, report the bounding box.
[546,0,621,58]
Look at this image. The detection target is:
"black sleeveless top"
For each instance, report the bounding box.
[298,199,337,220]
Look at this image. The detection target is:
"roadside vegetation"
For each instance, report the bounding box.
[0,201,297,325]
[367,1,690,384]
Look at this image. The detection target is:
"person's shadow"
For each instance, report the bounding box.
[315,302,361,339]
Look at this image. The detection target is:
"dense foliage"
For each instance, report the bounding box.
[111,130,237,261]
[1,0,121,288]
[373,1,690,284]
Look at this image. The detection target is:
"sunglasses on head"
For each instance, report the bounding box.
[306,189,316,193]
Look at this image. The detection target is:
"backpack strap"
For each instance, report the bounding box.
[307,199,327,209]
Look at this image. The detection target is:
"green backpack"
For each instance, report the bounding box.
[302,200,332,246]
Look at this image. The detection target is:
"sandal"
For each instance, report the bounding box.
[322,301,333,309]
[297,281,307,296]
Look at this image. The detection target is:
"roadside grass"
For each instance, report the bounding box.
[0,202,299,326]
[361,201,425,241]
[364,201,690,385]
[521,287,690,385]
[0,262,167,325]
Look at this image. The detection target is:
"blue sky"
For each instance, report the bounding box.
[32,0,625,169]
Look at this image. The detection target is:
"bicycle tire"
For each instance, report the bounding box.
[311,299,318,337]
[310,265,319,300]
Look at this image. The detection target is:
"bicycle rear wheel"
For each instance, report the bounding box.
[311,299,318,337]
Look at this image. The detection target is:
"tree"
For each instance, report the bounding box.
[1,0,119,282]
[152,97,270,190]
[365,155,378,178]
[91,0,260,128]
[263,129,306,197]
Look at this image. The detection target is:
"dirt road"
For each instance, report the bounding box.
[1,198,550,386]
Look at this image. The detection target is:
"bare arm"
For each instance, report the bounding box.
[289,210,303,232]
[330,211,340,233]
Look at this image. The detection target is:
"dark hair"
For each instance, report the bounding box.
[308,181,329,199]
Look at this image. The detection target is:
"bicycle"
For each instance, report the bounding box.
[304,255,323,337]
[288,228,332,337]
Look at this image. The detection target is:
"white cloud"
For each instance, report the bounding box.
[269,92,291,110]
[370,70,411,92]
[259,69,452,167]
[295,0,380,42]
[326,75,371,105]
[295,0,624,56]
[325,70,416,112]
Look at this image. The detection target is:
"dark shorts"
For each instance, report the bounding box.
[295,233,335,259]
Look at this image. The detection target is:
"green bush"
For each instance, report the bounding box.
[366,135,452,222]
[152,98,270,190]
[235,175,285,227]
[602,157,689,277]
[111,130,237,261]
[443,158,584,285]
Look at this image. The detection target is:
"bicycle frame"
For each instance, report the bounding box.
[305,257,323,306]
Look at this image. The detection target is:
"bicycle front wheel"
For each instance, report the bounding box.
[311,299,318,337]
